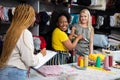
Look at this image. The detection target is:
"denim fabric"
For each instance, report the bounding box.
[0,67,27,80]
[3,7,9,21]
[94,34,108,48]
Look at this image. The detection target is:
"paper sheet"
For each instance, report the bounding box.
[34,50,57,69]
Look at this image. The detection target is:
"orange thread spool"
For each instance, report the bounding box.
[77,56,82,66]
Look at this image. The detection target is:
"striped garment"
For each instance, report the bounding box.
[46,51,70,65]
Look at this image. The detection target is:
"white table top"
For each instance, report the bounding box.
[30,63,120,80]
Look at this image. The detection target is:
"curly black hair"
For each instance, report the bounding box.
[50,10,71,30]
[56,10,71,23]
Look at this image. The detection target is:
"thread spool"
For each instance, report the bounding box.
[84,55,88,67]
[104,56,109,68]
[109,55,113,67]
[96,56,101,68]
[104,56,111,71]
[80,58,84,67]
[77,56,82,66]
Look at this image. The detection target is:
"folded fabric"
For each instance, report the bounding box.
[94,34,109,48]
[33,37,41,51]
[38,65,62,77]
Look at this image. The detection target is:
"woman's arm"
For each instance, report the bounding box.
[69,26,77,39]
[89,27,94,54]
[63,34,83,51]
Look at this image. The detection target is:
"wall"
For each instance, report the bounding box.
[0,0,40,35]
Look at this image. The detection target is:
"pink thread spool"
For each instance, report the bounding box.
[109,55,113,67]
[104,56,109,68]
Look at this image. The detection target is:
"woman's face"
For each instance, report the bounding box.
[30,16,36,27]
[58,16,68,31]
[79,12,88,24]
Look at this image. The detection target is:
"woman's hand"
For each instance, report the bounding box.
[73,34,78,37]
[77,34,83,40]
[40,48,46,56]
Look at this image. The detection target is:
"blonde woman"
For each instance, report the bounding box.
[0,4,46,80]
[69,9,94,56]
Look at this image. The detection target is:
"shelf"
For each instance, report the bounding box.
[88,5,102,7]
[111,27,120,29]
[0,21,11,24]
[71,3,102,7]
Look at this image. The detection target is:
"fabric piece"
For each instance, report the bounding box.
[88,0,107,10]
[3,7,9,21]
[33,37,41,51]
[95,16,104,29]
[114,13,120,27]
[70,14,79,25]
[110,16,115,27]
[11,7,15,15]
[0,39,3,56]
[94,34,108,48]
[92,15,96,25]
[90,0,97,6]
[35,12,41,24]
[8,9,13,22]
[0,6,4,21]
[38,65,62,77]
[106,0,115,9]
[33,36,46,49]
[39,11,50,25]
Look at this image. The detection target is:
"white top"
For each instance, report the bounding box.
[7,29,43,70]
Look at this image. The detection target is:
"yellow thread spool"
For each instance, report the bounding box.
[80,58,84,67]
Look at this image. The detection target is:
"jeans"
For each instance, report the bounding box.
[0,67,27,80]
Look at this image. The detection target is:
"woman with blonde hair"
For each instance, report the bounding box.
[0,4,46,80]
[69,9,94,56]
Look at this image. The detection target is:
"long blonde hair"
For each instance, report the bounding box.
[79,9,92,32]
[0,4,35,68]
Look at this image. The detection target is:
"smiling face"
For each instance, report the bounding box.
[79,12,89,25]
[57,15,68,31]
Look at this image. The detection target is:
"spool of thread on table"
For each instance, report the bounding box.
[78,56,82,66]
[80,57,84,67]
[109,55,113,67]
[96,56,101,68]
[104,56,109,68]
[84,55,88,67]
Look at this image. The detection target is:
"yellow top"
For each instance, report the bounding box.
[52,28,68,51]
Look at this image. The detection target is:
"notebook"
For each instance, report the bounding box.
[33,50,57,69]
